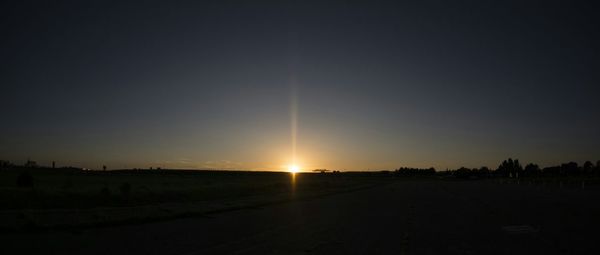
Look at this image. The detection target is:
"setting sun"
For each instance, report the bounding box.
[288,164,300,173]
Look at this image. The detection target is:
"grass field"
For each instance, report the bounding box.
[0,168,389,230]
[3,177,600,254]
[2,167,599,231]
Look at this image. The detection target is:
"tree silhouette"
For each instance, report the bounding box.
[497,158,523,177]
[543,166,561,175]
[454,167,470,179]
[497,160,509,177]
[561,162,579,176]
[583,161,594,175]
[476,166,491,177]
[524,163,540,177]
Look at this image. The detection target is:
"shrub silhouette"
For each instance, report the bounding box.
[16,171,34,188]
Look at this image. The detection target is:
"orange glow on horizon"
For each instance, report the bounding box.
[288,164,300,173]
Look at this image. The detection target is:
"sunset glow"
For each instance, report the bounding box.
[288,164,300,173]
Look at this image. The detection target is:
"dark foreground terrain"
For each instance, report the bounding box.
[0,169,386,229]
[2,178,600,255]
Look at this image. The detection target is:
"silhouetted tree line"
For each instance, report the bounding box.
[3,158,600,180]
[452,167,491,179]
[493,158,600,178]
[442,158,600,179]
[392,158,600,179]
[394,167,436,176]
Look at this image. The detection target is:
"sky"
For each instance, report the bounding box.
[1,0,599,171]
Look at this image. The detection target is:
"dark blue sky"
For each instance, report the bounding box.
[1,0,599,170]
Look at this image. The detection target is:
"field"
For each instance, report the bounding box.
[0,168,388,230]
[2,176,600,254]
